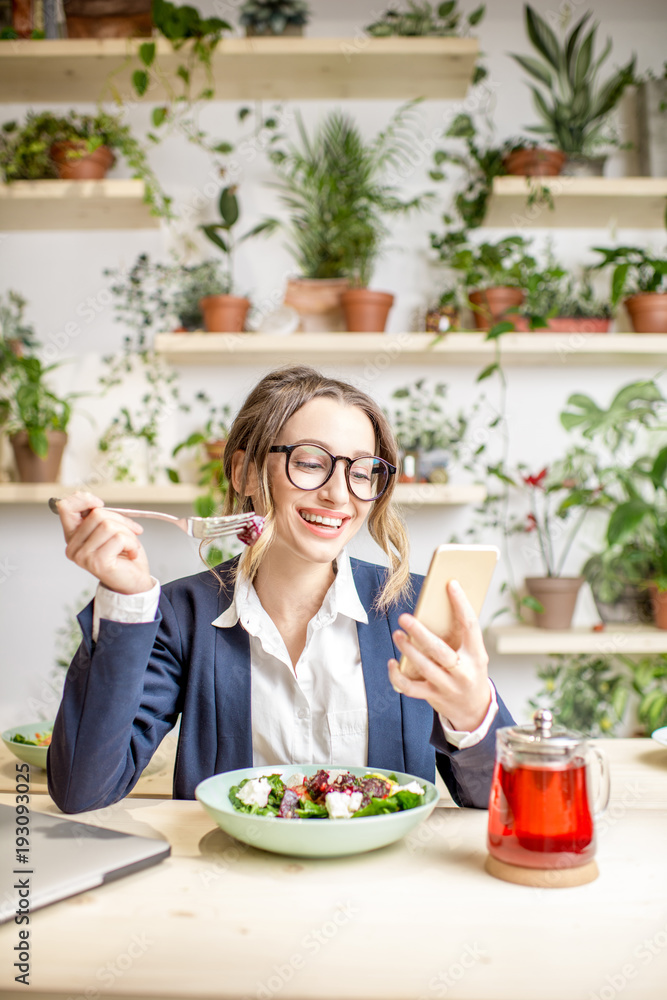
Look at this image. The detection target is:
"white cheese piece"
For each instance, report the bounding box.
[326,769,347,783]
[285,772,305,789]
[393,781,425,796]
[325,790,364,819]
[237,777,272,808]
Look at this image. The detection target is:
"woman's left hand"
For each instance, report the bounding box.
[388,579,491,732]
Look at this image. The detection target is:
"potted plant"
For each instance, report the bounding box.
[365,2,485,38]
[439,232,537,329]
[529,654,630,736]
[520,252,613,333]
[0,109,171,217]
[200,185,273,332]
[560,378,667,626]
[517,455,607,629]
[0,342,76,483]
[582,546,653,624]
[168,393,232,507]
[636,62,667,177]
[263,104,429,332]
[500,136,566,178]
[386,379,471,483]
[239,0,309,36]
[510,5,636,175]
[590,244,667,333]
[605,447,667,629]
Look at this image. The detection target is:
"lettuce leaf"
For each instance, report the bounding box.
[352,796,401,818]
[295,799,328,819]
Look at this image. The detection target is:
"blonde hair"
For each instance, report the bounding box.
[221,364,412,611]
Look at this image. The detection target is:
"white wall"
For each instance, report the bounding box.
[1,0,665,730]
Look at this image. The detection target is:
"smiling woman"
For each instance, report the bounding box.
[47,364,514,817]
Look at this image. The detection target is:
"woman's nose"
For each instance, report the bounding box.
[318,459,350,504]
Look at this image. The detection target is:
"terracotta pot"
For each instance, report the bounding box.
[468,287,524,330]
[502,148,566,177]
[65,0,152,37]
[624,293,667,334]
[283,277,349,333]
[50,143,115,180]
[649,585,667,630]
[513,316,611,334]
[200,295,250,333]
[525,576,584,630]
[204,439,226,462]
[10,430,67,483]
[341,289,394,333]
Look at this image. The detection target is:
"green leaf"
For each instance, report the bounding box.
[353,796,400,818]
[218,186,239,227]
[213,141,234,154]
[28,428,48,459]
[476,362,499,383]
[177,65,190,86]
[511,53,553,88]
[650,446,667,490]
[295,799,329,819]
[468,5,485,27]
[521,595,545,613]
[152,107,168,128]
[611,263,630,307]
[438,1,456,17]
[607,500,650,545]
[132,70,149,97]
[139,41,156,67]
[200,225,229,254]
[166,468,180,483]
[238,107,251,122]
[525,5,562,70]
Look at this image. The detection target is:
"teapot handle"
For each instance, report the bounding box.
[590,746,611,817]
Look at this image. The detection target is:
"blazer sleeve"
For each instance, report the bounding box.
[47,590,185,814]
[430,691,515,808]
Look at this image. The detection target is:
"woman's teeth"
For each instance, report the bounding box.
[300,511,343,528]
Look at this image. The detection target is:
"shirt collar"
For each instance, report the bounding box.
[211,548,368,630]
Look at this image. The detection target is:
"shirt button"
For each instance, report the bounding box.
[296,709,309,720]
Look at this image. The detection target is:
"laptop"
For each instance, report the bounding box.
[0,803,171,923]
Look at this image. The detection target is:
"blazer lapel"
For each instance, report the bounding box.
[353,562,406,773]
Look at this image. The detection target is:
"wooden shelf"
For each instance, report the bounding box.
[489,624,667,655]
[0,37,479,103]
[154,331,667,367]
[0,482,484,507]
[486,176,667,229]
[0,179,159,231]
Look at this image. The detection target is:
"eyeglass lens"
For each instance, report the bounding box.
[287,445,389,500]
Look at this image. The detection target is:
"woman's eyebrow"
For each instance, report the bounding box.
[287,438,376,459]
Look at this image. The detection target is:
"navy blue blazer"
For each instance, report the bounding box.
[47,557,514,814]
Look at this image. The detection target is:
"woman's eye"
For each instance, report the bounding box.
[351,468,371,482]
[294,460,326,472]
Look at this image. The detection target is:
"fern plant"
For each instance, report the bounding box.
[263,103,431,284]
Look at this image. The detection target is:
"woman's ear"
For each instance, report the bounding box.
[231,449,259,497]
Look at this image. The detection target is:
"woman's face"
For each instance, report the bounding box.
[265,397,378,568]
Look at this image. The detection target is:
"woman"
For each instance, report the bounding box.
[48,365,513,814]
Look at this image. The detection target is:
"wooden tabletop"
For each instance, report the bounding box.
[0,740,666,1000]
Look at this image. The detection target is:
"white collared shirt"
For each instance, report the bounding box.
[212,550,370,766]
[93,550,498,760]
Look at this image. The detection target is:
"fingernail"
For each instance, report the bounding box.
[450,579,461,592]
[392,684,402,694]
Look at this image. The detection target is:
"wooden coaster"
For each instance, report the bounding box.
[485,854,599,888]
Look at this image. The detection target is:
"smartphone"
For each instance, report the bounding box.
[399,544,500,679]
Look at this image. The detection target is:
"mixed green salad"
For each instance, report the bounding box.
[229,768,426,820]
[11,728,52,747]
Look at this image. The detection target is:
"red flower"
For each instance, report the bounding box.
[525,513,538,532]
[523,467,548,488]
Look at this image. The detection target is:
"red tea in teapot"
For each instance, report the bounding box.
[487,758,595,869]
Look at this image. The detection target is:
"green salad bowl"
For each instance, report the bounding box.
[2,721,54,770]
[195,764,439,858]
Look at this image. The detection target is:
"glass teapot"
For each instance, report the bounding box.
[487,709,610,871]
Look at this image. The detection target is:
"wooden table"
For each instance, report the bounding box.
[1,740,666,1000]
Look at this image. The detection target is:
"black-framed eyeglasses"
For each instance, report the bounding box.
[268,444,396,502]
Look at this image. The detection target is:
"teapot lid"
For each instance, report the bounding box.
[504,709,583,753]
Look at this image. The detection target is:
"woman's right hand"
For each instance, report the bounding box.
[56,492,153,595]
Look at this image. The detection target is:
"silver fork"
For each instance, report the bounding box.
[48,498,264,543]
